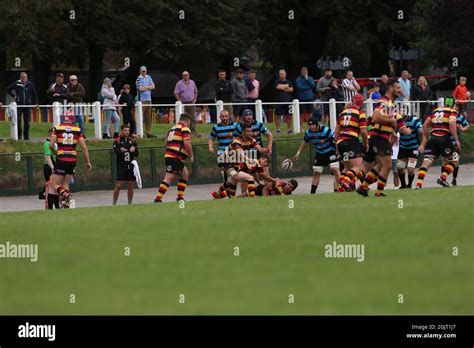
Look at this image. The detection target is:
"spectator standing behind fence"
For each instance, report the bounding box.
[296,66,315,123]
[411,76,432,122]
[136,66,156,138]
[119,84,136,136]
[378,74,388,96]
[453,76,471,119]
[174,71,198,120]
[231,69,248,122]
[245,70,259,115]
[101,78,120,139]
[326,78,345,115]
[397,70,411,101]
[47,72,68,105]
[66,75,86,136]
[6,71,38,140]
[274,68,294,134]
[341,70,361,102]
[316,68,333,124]
[214,69,234,120]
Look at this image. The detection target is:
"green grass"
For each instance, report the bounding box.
[0,186,472,315]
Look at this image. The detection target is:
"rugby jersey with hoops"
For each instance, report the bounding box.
[304,125,335,154]
[369,96,407,140]
[164,122,191,161]
[234,120,269,145]
[336,106,367,144]
[210,121,236,150]
[399,115,422,149]
[52,124,83,162]
[427,106,457,138]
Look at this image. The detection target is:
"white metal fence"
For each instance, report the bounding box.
[2,98,472,140]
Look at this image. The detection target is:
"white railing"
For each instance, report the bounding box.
[2,98,472,140]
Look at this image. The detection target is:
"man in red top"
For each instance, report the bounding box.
[49,111,91,208]
[452,76,471,119]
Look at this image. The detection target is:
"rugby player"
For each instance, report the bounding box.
[448,107,470,186]
[40,128,59,209]
[416,98,460,188]
[49,112,91,208]
[256,178,299,196]
[397,113,424,189]
[356,80,411,197]
[232,154,278,197]
[113,124,139,205]
[293,117,340,193]
[212,124,269,198]
[154,113,195,203]
[208,109,236,196]
[334,93,368,192]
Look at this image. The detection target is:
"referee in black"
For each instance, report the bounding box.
[112,124,139,205]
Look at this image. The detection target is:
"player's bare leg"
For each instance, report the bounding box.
[330,165,341,192]
[127,182,134,205]
[373,155,391,196]
[113,181,122,205]
[416,157,434,189]
[311,171,321,194]
[232,171,257,197]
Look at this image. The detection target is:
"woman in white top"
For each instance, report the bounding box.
[101,78,121,138]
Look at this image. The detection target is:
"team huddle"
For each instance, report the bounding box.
[43,79,468,208]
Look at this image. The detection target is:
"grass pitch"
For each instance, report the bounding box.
[0,186,473,315]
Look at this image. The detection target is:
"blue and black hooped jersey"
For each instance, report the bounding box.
[399,115,422,149]
[303,125,335,154]
[210,121,237,150]
[234,120,269,146]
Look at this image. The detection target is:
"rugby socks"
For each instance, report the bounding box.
[453,165,459,179]
[155,181,170,202]
[375,176,387,195]
[416,167,427,188]
[339,172,346,183]
[360,169,378,190]
[399,172,406,188]
[311,185,318,194]
[227,183,237,197]
[408,174,415,188]
[247,181,256,197]
[177,179,187,200]
[440,164,454,181]
[440,166,445,174]
[344,170,357,186]
[357,170,366,183]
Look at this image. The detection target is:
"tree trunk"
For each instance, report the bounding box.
[88,43,104,100]
[31,56,51,105]
[0,47,7,103]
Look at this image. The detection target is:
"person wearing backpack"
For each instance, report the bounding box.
[101,78,120,139]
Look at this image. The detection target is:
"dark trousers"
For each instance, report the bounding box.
[122,110,137,134]
[17,107,31,139]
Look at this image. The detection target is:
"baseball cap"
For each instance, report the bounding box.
[56,72,64,77]
[242,109,253,117]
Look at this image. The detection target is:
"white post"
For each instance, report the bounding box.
[9,102,18,140]
[366,99,374,118]
[329,99,337,130]
[52,102,61,126]
[291,99,301,133]
[216,100,224,123]
[175,100,183,124]
[255,99,263,123]
[92,101,102,139]
[438,97,444,108]
[135,101,144,137]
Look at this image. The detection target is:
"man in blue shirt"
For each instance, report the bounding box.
[397,114,425,189]
[397,70,411,101]
[293,117,341,193]
[295,66,315,123]
[135,66,156,138]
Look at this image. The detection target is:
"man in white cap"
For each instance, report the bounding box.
[136,66,156,138]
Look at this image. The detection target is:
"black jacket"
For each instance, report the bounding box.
[6,80,39,105]
[411,84,432,101]
[119,93,135,118]
[47,83,68,103]
[214,79,233,102]
[326,85,344,101]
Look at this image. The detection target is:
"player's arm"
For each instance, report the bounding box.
[293,140,308,161]
[420,118,431,148]
[183,138,194,162]
[264,130,273,154]
[259,171,277,183]
[131,141,138,157]
[78,138,92,170]
[334,124,340,142]
[371,108,396,127]
[208,138,216,154]
[398,125,411,135]
[44,154,54,170]
[254,143,269,154]
[360,127,369,151]
[262,182,274,196]
[417,126,426,153]
[449,117,461,150]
